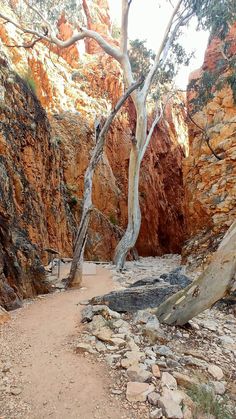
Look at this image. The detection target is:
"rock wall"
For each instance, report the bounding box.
[183,26,236,265]
[0,0,187,308]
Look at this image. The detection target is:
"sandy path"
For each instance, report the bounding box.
[0,266,134,419]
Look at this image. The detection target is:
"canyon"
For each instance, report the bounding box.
[0,0,235,310]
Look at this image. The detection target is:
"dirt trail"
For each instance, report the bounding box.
[0,266,133,419]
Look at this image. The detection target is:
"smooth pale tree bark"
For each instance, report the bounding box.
[0,0,192,271]
[155,221,236,325]
[113,0,193,269]
[67,78,143,288]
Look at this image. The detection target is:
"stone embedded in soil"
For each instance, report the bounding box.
[208,364,224,380]
[121,350,145,369]
[159,388,192,418]
[160,372,177,390]
[2,362,12,373]
[149,408,163,418]
[219,335,235,347]
[126,382,155,402]
[93,327,113,343]
[142,320,167,344]
[155,345,173,357]
[211,381,226,395]
[147,391,160,406]
[173,372,198,389]
[158,394,183,419]
[75,342,95,354]
[126,365,152,383]
[133,310,153,324]
[95,341,106,352]
[10,387,22,396]
[151,364,161,378]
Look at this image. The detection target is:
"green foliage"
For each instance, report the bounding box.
[189,42,236,112]
[128,38,193,99]
[227,73,236,103]
[15,0,84,28]
[189,70,217,109]
[68,195,78,208]
[188,385,233,419]
[111,22,121,40]
[65,183,78,208]
[51,136,63,146]
[22,73,37,95]
[109,214,118,225]
[184,0,236,38]
[129,39,155,80]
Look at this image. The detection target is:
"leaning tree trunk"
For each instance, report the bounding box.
[67,79,143,288]
[113,105,147,270]
[155,221,236,325]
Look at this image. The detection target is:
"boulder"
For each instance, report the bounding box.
[126,382,155,402]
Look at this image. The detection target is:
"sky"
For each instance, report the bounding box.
[108,0,209,88]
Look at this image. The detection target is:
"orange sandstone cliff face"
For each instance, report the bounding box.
[0,1,187,308]
[183,26,236,265]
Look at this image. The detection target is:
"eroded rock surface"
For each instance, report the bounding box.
[0,1,187,307]
[183,24,236,266]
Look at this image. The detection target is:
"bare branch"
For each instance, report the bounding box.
[140,91,176,160]
[187,111,223,160]
[5,35,43,49]
[0,12,50,40]
[92,75,144,168]
[0,13,123,62]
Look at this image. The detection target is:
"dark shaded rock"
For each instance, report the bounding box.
[160,267,191,288]
[129,277,162,288]
[90,283,182,312]
[81,305,94,323]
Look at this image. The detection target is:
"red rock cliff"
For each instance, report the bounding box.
[0,1,187,308]
[183,26,236,265]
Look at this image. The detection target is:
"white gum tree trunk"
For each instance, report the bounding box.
[155,221,236,325]
[67,79,143,287]
[113,104,146,269]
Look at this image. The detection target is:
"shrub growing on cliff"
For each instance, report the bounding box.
[21,72,37,96]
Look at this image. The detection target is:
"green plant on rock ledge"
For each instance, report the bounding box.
[188,385,233,419]
[109,213,118,226]
[21,71,37,95]
[68,195,78,208]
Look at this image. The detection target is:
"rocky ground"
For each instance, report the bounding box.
[75,256,236,419]
[0,255,235,419]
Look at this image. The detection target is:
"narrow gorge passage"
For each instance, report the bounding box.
[0,267,133,419]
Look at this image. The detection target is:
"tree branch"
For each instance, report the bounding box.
[140,91,176,160]
[22,0,52,32]
[120,0,131,55]
[92,75,144,167]
[187,111,223,160]
[0,12,123,62]
[5,35,43,49]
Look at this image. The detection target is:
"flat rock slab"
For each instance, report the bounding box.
[90,283,182,312]
[126,382,155,402]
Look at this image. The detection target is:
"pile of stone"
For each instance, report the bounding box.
[75,303,236,418]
